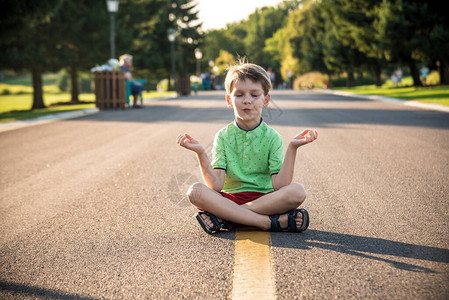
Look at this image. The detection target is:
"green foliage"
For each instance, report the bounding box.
[1,0,204,106]
[331,74,380,88]
[214,50,236,76]
[203,0,301,75]
[201,0,448,88]
[157,79,169,92]
[168,0,203,76]
[204,29,245,64]
[57,71,69,92]
[293,72,329,89]
[333,83,449,106]
[426,71,440,86]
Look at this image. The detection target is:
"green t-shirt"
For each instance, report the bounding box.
[212,120,284,193]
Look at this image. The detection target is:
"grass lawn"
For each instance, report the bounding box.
[333,77,449,107]
[0,76,176,123]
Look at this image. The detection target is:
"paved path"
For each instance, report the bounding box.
[1,90,448,299]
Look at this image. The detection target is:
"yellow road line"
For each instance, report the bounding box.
[232,230,276,299]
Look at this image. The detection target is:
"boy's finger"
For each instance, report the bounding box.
[307,129,317,141]
[177,134,186,144]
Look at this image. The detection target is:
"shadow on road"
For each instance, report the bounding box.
[73,96,449,130]
[270,229,449,273]
[0,280,97,300]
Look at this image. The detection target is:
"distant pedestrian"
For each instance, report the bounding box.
[394,67,402,86]
[119,54,144,108]
[420,65,429,85]
[177,61,317,234]
[267,67,276,89]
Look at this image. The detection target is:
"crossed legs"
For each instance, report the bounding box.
[187,182,306,230]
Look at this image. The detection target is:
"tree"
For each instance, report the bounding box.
[423,1,449,84]
[374,0,443,86]
[117,0,175,83]
[203,29,245,64]
[320,0,379,87]
[169,0,203,77]
[214,50,235,76]
[244,4,298,67]
[323,0,386,86]
[0,0,64,109]
[289,2,330,76]
[50,0,109,103]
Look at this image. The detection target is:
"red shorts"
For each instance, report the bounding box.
[220,191,269,205]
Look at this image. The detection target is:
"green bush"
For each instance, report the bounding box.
[143,80,157,91]
[57,71,70,92]
[79,73,93,93]
[425,71,440,85]
[331,73,379,87]
[57,71,93,93]
[157,79,169,92]
[294,72,329,89]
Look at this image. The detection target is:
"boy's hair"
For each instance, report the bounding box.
[225,61,271,95]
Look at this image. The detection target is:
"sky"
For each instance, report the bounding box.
[195,0,283,31]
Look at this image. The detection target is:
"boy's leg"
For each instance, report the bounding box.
[241,183,307,229]
[187,182,271,230]
[242,183,306,215]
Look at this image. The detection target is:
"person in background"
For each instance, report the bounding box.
[267,67,276,89]
[420,65,429,85]
[119,54,144,108]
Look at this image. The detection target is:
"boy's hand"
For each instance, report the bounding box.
[177,133,204,154]
[290,129,318,149]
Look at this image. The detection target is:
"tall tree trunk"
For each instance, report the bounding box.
[373,64,382,87]
[327,73,333,88]
[346,70,354,88]
[31,69,45,110]
[70,66,80,103]
[409,61,423,87]
[439,58,449,85]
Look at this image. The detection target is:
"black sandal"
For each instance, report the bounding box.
[269,208,309,232]
[196,211,233,234]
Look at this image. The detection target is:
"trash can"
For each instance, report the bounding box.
[94,70,127,109]
[176,75,191,96]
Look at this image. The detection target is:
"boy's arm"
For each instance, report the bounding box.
[177,133,225,191]
[272,129,317,190]
[196,150,225,191]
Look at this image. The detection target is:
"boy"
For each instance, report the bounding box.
[177,62,317,233]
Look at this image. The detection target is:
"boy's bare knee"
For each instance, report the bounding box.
[187,182,203,205]
[287,183,307,207]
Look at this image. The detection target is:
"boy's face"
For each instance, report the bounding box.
[226,78,270,130]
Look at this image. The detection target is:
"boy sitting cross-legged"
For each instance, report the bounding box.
[176,61,317,233]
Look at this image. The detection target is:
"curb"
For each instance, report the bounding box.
[0,108,100,133]
[321,89,449,113]
[142,93,179,103]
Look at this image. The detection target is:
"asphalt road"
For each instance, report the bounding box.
[1,90,448,299]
